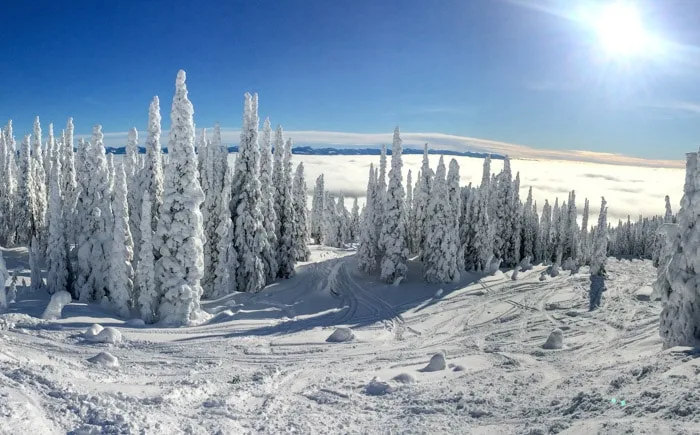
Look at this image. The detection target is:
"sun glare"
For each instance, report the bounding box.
[593,2,649,57]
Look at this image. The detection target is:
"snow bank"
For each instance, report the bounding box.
[420,352,447,372]
[543,329,564,350]
[364,377,395,395]
[87,351,119,368]
[392,373,416,384]
[41,291,72,320]
[84,325,122,345]
[124,318,146,327]
[634,286,653,301]
[326,327,355,343]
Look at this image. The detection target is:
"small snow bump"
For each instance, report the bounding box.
[87,351,119,369]
[326,327,355,343]
[420,352,447,372]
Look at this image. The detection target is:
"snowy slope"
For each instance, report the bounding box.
[1,246,699,434]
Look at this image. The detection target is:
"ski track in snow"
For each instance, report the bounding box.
[1,247,699,434]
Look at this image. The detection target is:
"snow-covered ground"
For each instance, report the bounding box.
[1,246,698,434]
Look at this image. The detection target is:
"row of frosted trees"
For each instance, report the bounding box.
[0,71,309,325]
[352,131,669,286]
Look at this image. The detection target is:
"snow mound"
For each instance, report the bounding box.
[124,318,146,327]
[420,352,447,372]
[543,329,564,350]
[364,377,395,395]
[634,286,653,301]
[392,372,416,384]
[326,327,355,343]
[85,326,122,345]
[87,351,119,368]
[0,313,45,330]
[41,291,72,320]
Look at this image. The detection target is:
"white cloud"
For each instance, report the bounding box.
[87,128,683,169]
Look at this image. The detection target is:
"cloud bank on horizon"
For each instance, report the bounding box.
[83,128,684,169]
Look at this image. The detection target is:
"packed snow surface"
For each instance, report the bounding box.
[1,247,699,434]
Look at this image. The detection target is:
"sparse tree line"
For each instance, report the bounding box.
[0,71,309,325]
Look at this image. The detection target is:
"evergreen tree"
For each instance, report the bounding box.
[126,128,142,262]
[292,162,311,261]
[405,169,413,252]
[31,117,48,246]
[213,165,237,297]
[589,197,608,310]
[580,198,590,265]
[154,70,206,325]
[109,163,135,318]
[350,197,360,243]
[412,144,433,257]
[322,192,341,248]
[141,96,165,233]
[664,195,674,223]
[521,187,535,262]
[539,200,552,263]
[230,93,267,293]
[16,135,34,244]
[276,138,297,278]
[374,144,387,257]
[259,118,279,281]
[46,139,69,295]
[357,165,378,273]
[564,190,579,264]
[447,158,463,271]
[310,174,325,244]
[61,119,78,250]
[494,157,513,262]
[43,123,55,194]
[424,157,460,283]
[136,192,157,323]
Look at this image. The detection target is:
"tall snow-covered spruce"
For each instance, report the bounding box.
[589,197,608,311]
[380,127,409,283]
[292,163,310,261]
[154,70,206,325]
[229,93,267,293]
[46,138,69,295]
[357,165,378,273]
[310,175,325,244]
[258,118,279,282]
[275,136,297,278]
[109,163,135,318]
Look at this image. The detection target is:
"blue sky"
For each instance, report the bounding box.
[1,0,700,160]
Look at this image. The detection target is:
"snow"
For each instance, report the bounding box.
[41,290,72,320]
[87,351,120,369]
[421,352,447,372]
[542,328,564,349]
[325,326,355,343]
[0,247,697,433]
[83,325,123,344]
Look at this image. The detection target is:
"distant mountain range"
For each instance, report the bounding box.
[104,145,504,160]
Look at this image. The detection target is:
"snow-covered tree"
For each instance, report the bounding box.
[29,236,43,292]
[141,96,165,233]
[357,165,378,273]
[521,187,535,262]
[310,174,325,244]
[379,127,409,283]
[494,157,513,262]
[538,200,552,263]
[229,93,267,293]
[664,195,674,223]
[76,126,112,303]
[136,192,157,323]
[275,137,297,278]
[43,124,55,194]
[0,249,8,310]
[350,197,360,243]
[125,128,142,262]
[405,169,414,252]
[31,117,47,246]
[16,135,34,244]
[564,190,579,264]
[61,119,78,249]
[504,172,522,267]
[109,163,135,318]
[580,198,590,265]
[46,141,70,295]
[258,118,279,281]
[213,166,237,297]
[322,192,341,248]
[154,70,206,325]
[424,157,460,283]
[447,158,463,271]
[374,144,387,256]
[292,162,310,261]
[589,197,608,311]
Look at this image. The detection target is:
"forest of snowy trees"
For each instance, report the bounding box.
[0,70,697,348]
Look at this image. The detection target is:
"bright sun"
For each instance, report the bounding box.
[592,2,649,57]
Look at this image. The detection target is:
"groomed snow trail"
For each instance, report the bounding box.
[1,247,699,434]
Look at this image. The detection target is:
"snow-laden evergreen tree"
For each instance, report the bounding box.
[125,128,142,262]
[310,174,325,244]
[16,135,34,244]
[657,151,700,348]
[43,124,55,194]
[276,137,297,278]
[539,200,552,263]
[405,169,414,252]
[504,171,522,267]
[564,190,579,264]
[494,157,513,262]
[374,144,387,256]
[580,198,590,265]
[154,70,206,325]
[412,145,433,257]
[29,236,43,292]
[0,249,8,309]
[531,201,540,264]
[664,195,674,223]
[136,192,158,323]
[379,129,410,284]
[46,140,69,295]
[589,197,608,310]
[76,126,113,303]
[229,93,267,293]
[447,158,464,271]
[0,131,17,246]
[322,193,342,248]
[521,186,535,262]
[337,193,351,244]
[350,197,360,243]
[31,117,48,246]
[357,165,378,272]
[109,163,135,318]
[199,129,217,297]
[141,96,165,233]
[61,119,78,249]
[258,118,279,281]
[211,122,227,200]
[213,165,237,297]
[292,162,310,261]
[424,157,460,283]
